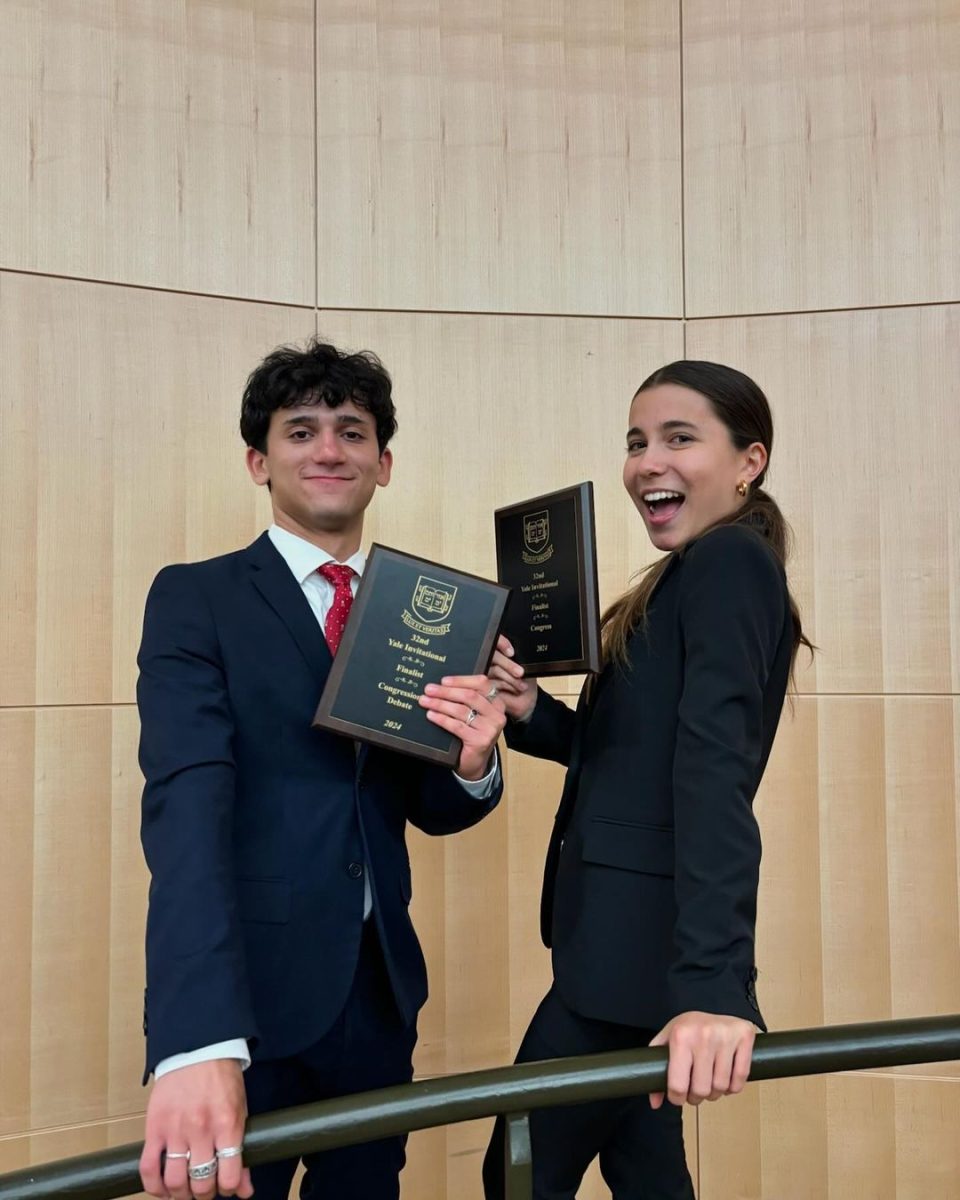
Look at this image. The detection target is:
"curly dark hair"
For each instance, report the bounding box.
[240,338,398,454]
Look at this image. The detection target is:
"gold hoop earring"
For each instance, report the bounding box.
[736,480,748,497]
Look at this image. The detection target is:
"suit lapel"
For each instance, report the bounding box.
[244,532,333,687]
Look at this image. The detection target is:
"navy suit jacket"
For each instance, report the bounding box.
[137,532,501,1077]
[505,524,793,1033]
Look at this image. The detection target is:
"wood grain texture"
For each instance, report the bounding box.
[316,0,681,316]
[756,697,960,1066]
[0,1,314,303]
[0,706,148,1136]
[683,0,960,316]
[0,272,313,708]
[0,1114,144,1176]
[315,309,681,591]
[697,1074,960,1200]
[685,305,960,695]
[0,711,35,1137]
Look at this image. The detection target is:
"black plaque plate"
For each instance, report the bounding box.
[494,481,601,675]
[313,544,510,766]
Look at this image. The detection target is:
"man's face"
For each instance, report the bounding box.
[246,400,392,541]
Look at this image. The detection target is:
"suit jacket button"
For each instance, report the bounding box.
[347,862,364,879]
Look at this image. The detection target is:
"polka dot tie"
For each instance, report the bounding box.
[318,563,356,656]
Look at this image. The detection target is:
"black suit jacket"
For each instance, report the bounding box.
[505,524,793,1032]
[137,532,501,1077]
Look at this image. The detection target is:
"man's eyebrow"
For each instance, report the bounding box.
[281,411,370,427]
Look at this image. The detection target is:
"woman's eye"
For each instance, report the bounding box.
[626,441,645,453]
[670,434,692,445]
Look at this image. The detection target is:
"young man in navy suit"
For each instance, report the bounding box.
[137,340,505,1200]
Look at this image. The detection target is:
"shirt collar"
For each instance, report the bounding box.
[268,524,366,585]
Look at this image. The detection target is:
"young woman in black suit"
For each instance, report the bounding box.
[483,361,813,1199]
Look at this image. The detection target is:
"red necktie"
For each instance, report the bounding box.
[318,563,356,655]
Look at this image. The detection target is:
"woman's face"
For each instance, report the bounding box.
[622,383,766,552]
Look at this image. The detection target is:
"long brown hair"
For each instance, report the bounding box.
[602,360,814,677]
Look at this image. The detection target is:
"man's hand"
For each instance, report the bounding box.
[418,670,507,780]
[140,1059,253,1200]
[486,635,539,722]
[648,1012,758,1109]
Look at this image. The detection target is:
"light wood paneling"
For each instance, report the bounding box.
[110,707,150,1116]
[683,0,960,316]
[0,1114,144,1176]
[685,306,960,694]
[754,697,960,1073]
[0,1,314,303]
[0,711,34,1137]
[506,748,563,1050]
[315,309,681,593]
[697,1074,960,1200]
[30,708,113,1129]
[0,706,148,1136]
[316,0,681,316]
[0,272,313,707]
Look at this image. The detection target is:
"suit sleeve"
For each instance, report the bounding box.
[668,528,787,1026]
[138,566,257,1076]
[503,688,578,764]
[405,758,503,835]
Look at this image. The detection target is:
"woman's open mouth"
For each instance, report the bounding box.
[642,489,686,526]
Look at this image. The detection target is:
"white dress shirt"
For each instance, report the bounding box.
[154,525,499,1078]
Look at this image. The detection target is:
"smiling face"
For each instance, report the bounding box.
[245,399,392,553]
[623,383,767,552]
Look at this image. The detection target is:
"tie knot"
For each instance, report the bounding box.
[318,563,355,589]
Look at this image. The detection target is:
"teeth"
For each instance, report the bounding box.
[644,490,683,503]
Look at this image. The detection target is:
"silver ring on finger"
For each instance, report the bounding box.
[485,685,499,700]
[187,1159,218,1181]
[465,707,478,726]
[165,1151,191,1162]
[216,1146,243,1160]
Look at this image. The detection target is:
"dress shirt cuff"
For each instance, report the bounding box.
[153,1039,251,1079]
[454,747,500,798]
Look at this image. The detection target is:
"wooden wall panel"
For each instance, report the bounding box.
[753,697,959,1060]
[0,1115,144,1175]
[315,309,682,593]
[695,693,960,1198]
[316,0,681,316]
[0,707,148,1138]
[0,711,35,1137]
[506,750,564,1050]
[698,1074,960,1200]
[109,707,150,1116]
[0,273,314,708]
[30,709,113,1130]
[683,0,960,316]
[685,306,960,695]
[0,1,314,303]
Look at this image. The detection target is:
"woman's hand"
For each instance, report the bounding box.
[487,635,539,722]
[648,1012,759,1108]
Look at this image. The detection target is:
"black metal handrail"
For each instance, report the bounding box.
[1,1014,957,1200]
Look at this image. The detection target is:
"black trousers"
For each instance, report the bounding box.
[483,987,695,1200]
[239,922,417,1200]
